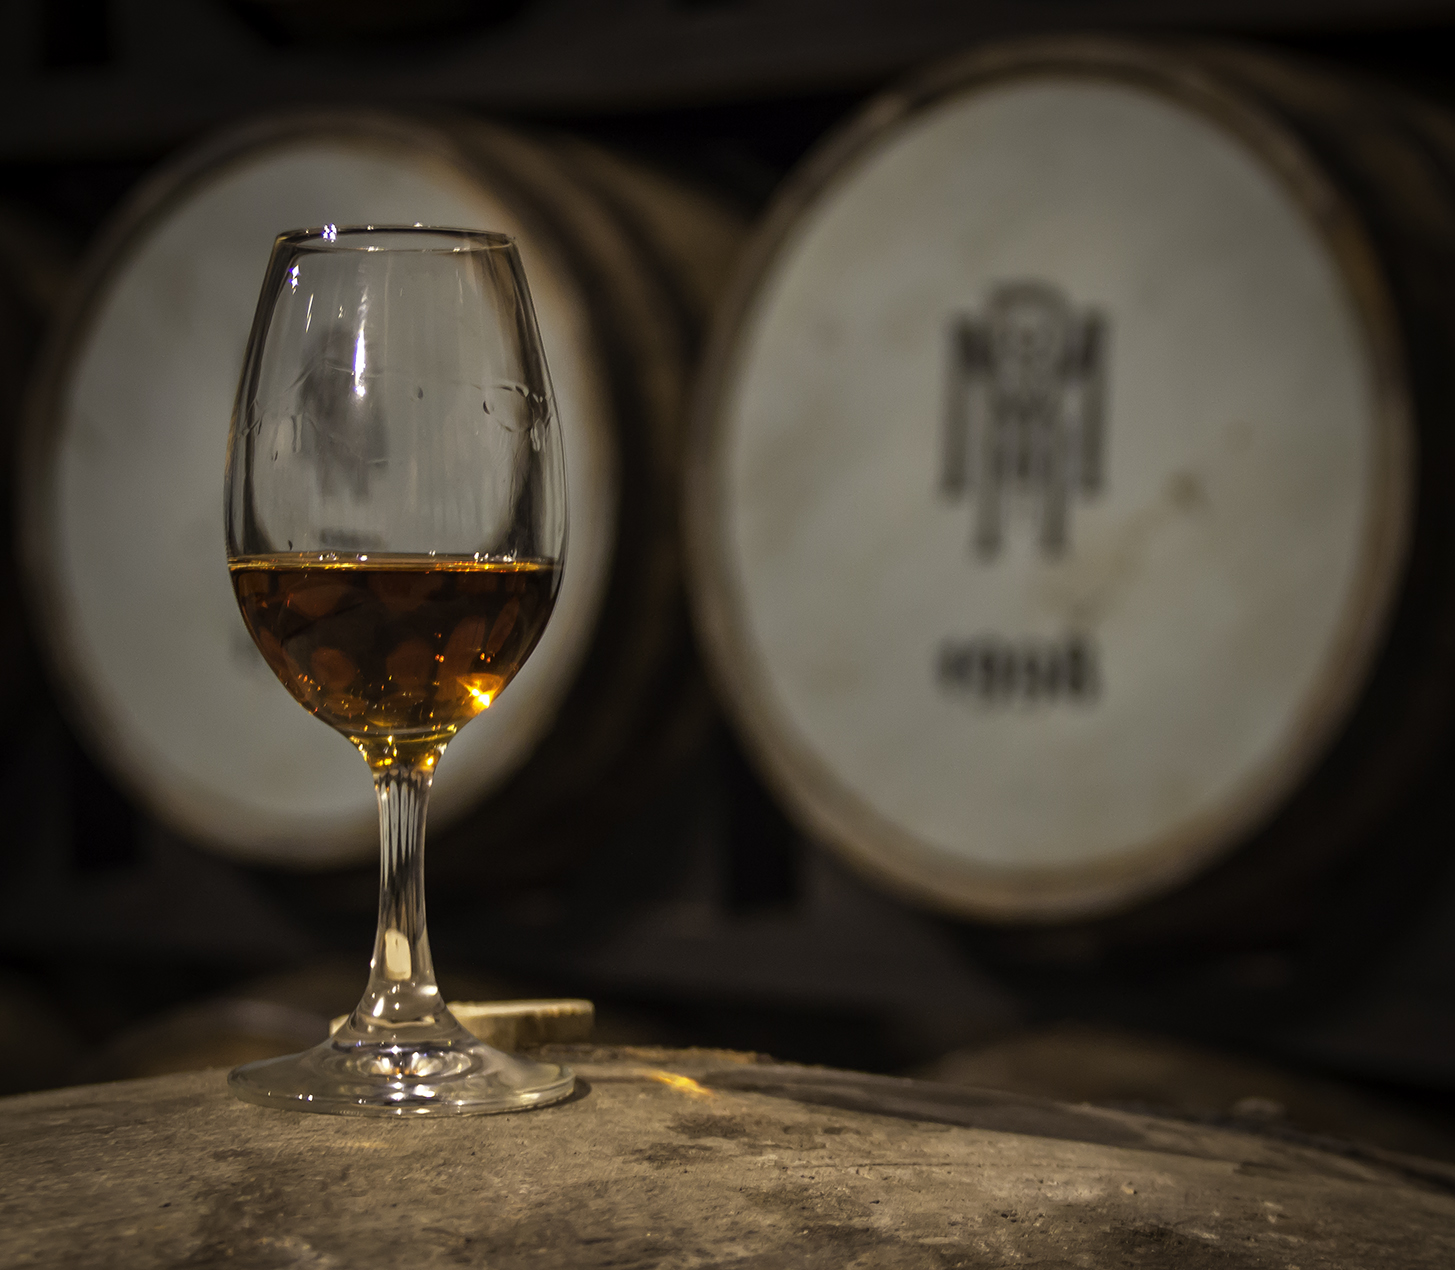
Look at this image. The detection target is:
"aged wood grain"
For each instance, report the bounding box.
[2,1047,1452,1268]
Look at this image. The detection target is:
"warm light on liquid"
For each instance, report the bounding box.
[230,554,558,764]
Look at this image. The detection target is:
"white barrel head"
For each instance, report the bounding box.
[29,120,617,866]
[692,56,1410,920]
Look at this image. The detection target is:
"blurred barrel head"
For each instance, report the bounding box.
[20,112,744,879]
[687,36,1455,950]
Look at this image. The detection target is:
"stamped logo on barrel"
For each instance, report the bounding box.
[942,282,1107,558]
[938,283,1106,705]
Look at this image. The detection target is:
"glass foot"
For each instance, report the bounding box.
[228,1027,575,1117]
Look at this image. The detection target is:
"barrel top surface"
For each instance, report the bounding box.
[3,1048,1452,1268]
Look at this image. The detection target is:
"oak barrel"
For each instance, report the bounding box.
[686,37,1455,939]
[3,1048,1453,1266]
[20,112,743,871]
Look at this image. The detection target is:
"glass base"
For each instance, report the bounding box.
[228,1031,575,1117]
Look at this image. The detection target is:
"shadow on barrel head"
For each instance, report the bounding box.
[702,1064,1455,1194]
[701,1064,1153,1151]
[918,1023,1455,1165]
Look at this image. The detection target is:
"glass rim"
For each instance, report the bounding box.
[275,225,517,254]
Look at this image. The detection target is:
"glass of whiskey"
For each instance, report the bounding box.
[223,226,571,1115]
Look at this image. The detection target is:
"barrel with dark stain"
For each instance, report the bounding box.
[3,1047,1453,1266]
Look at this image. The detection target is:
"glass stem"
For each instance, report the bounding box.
[347,754,455,1041]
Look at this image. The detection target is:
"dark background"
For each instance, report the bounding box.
[5,0,1455,1144]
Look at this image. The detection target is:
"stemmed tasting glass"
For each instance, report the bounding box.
[223,226,571,1116]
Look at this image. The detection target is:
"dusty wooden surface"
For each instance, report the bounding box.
[2,1046,1453,1268]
